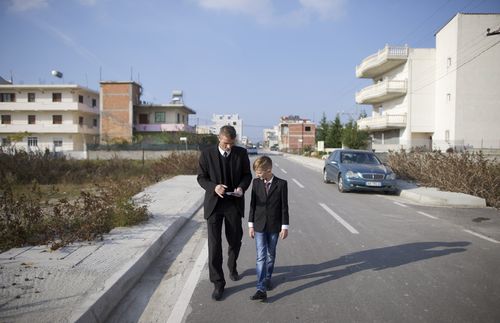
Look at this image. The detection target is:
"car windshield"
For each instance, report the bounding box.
[340,152,381,165]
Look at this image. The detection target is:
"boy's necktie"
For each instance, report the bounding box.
[265,181,271,195]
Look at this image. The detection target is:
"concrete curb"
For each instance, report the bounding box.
[70,181,204,322]
[399,187,486,208]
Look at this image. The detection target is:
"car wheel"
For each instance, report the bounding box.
[323,169,330,183]
[337,175,345,193]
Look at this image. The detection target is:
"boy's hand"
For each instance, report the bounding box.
[280,229,288,240]
[249,227,255,239]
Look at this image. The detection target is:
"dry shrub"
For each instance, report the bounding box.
[388,150,500,208]
[151,151,200,179]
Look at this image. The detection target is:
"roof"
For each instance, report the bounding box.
[0,83,99,94]
[135,103,196,114]
[434,12,500,36]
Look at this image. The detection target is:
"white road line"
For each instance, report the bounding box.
[280,168,287,174]
[463,229,500,244]
[167,240,208,323]
[292,178,304,188]
[417,211,438,219]
[393,202,408,208]
[319,203,359,234]
[275,163,279,167]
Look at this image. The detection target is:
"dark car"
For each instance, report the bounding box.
[246,145,258,155]
[323,149,397,193]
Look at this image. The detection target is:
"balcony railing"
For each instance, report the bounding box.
[358,114,407,130]
[133,123,195,132]
[355,79,407,104]
[0,123,99,134]
[356,45,409,78]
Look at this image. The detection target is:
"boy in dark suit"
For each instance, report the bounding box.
[248,156,289,301]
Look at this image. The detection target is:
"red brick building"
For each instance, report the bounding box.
[279,115,316,153]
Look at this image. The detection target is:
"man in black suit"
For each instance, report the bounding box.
[197,125,252,301]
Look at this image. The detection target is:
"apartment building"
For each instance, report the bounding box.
[356,13,500,152]
[278,115,316,153]
[196,114,244,141]
[100,82,195,143]
[0,84,99,157]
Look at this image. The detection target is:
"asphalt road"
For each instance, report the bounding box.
[109,155,500,323]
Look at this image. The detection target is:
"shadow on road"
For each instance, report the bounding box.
[237,241,470,303]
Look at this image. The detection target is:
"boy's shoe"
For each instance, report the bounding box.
[250,290,267,301]
[265,279,273,291]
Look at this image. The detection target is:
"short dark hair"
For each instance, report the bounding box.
[219,125,237,139]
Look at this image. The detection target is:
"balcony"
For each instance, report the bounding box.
[0,123,99,134]
[356,45,409,78]
[133,123,195,133]
[358,114,407,130]
[355,79,407,104]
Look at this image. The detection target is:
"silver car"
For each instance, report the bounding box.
[323,149,397,193]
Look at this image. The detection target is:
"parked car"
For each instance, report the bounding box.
[246,145,258,155]
[323,149,397,193]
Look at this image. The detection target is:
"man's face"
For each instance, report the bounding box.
[218,135,235,152]
[255,168,272,181]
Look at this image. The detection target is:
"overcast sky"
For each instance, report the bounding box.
[2,0,499,142]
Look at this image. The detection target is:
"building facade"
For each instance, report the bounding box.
[278,115,316,153]
[356,13,500,152]
[0,84,99,158]
[100,82,195,143]
[196,114,244,142]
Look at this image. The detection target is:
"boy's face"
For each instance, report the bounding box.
[255,167,272,181]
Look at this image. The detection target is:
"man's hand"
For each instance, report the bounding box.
[249,227,255,239]
[233,187,243,197]
[279,229,288,240]
[215,184,227,198]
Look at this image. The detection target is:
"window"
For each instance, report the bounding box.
[53,139,63,147]
[305,126,311,132]
[79,95,84,103]
[52,115,62,124]
[52,93,62,102]
[155,112,166,123]
[0,93,16,102]
[28,93,36,102]
[139,114,148,124]
[93,119,97,127]
[177,113,180,123]
[92,98,97,107]
[233,122,237,126]
[447,57,452,67]
[28,115,36,124]
[1,115,11,124]
[79,116,84,125]
[447,93,451,102]
[28,137,38,147]
[1,137,11,146]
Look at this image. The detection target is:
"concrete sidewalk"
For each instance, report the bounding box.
[282,153,486,208]
[0,175,204,323]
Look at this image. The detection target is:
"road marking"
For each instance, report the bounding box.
[319,203,359,234]
[280,168,287,174]
[167,240,208,323]
[417,211,438,219]
[463,229,500,244]
[275,163,279,167]
[393,202,408,208]
[292,178,304,188]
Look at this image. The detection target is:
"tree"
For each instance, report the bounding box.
[316,112,329,143]
[341,119,370,149]
[325,114,342,148]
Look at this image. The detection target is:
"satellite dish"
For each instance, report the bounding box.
[51,70,63,78]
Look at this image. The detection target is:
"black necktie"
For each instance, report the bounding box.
[223,151,228,158]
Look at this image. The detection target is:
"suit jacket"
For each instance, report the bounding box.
[197,145,252,219]
[249,176,289,233]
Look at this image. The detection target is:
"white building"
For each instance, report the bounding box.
[263,126,279,148]
[0,84,100,158]
[356,13,500,152]
[196,114,244,142]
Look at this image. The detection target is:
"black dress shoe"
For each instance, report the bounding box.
[212,284,225,301]
[265,279,273,291]
[229,271,240,281]
[250,290,267,301]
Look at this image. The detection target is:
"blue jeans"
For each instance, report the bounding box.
[255,231,279,292]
